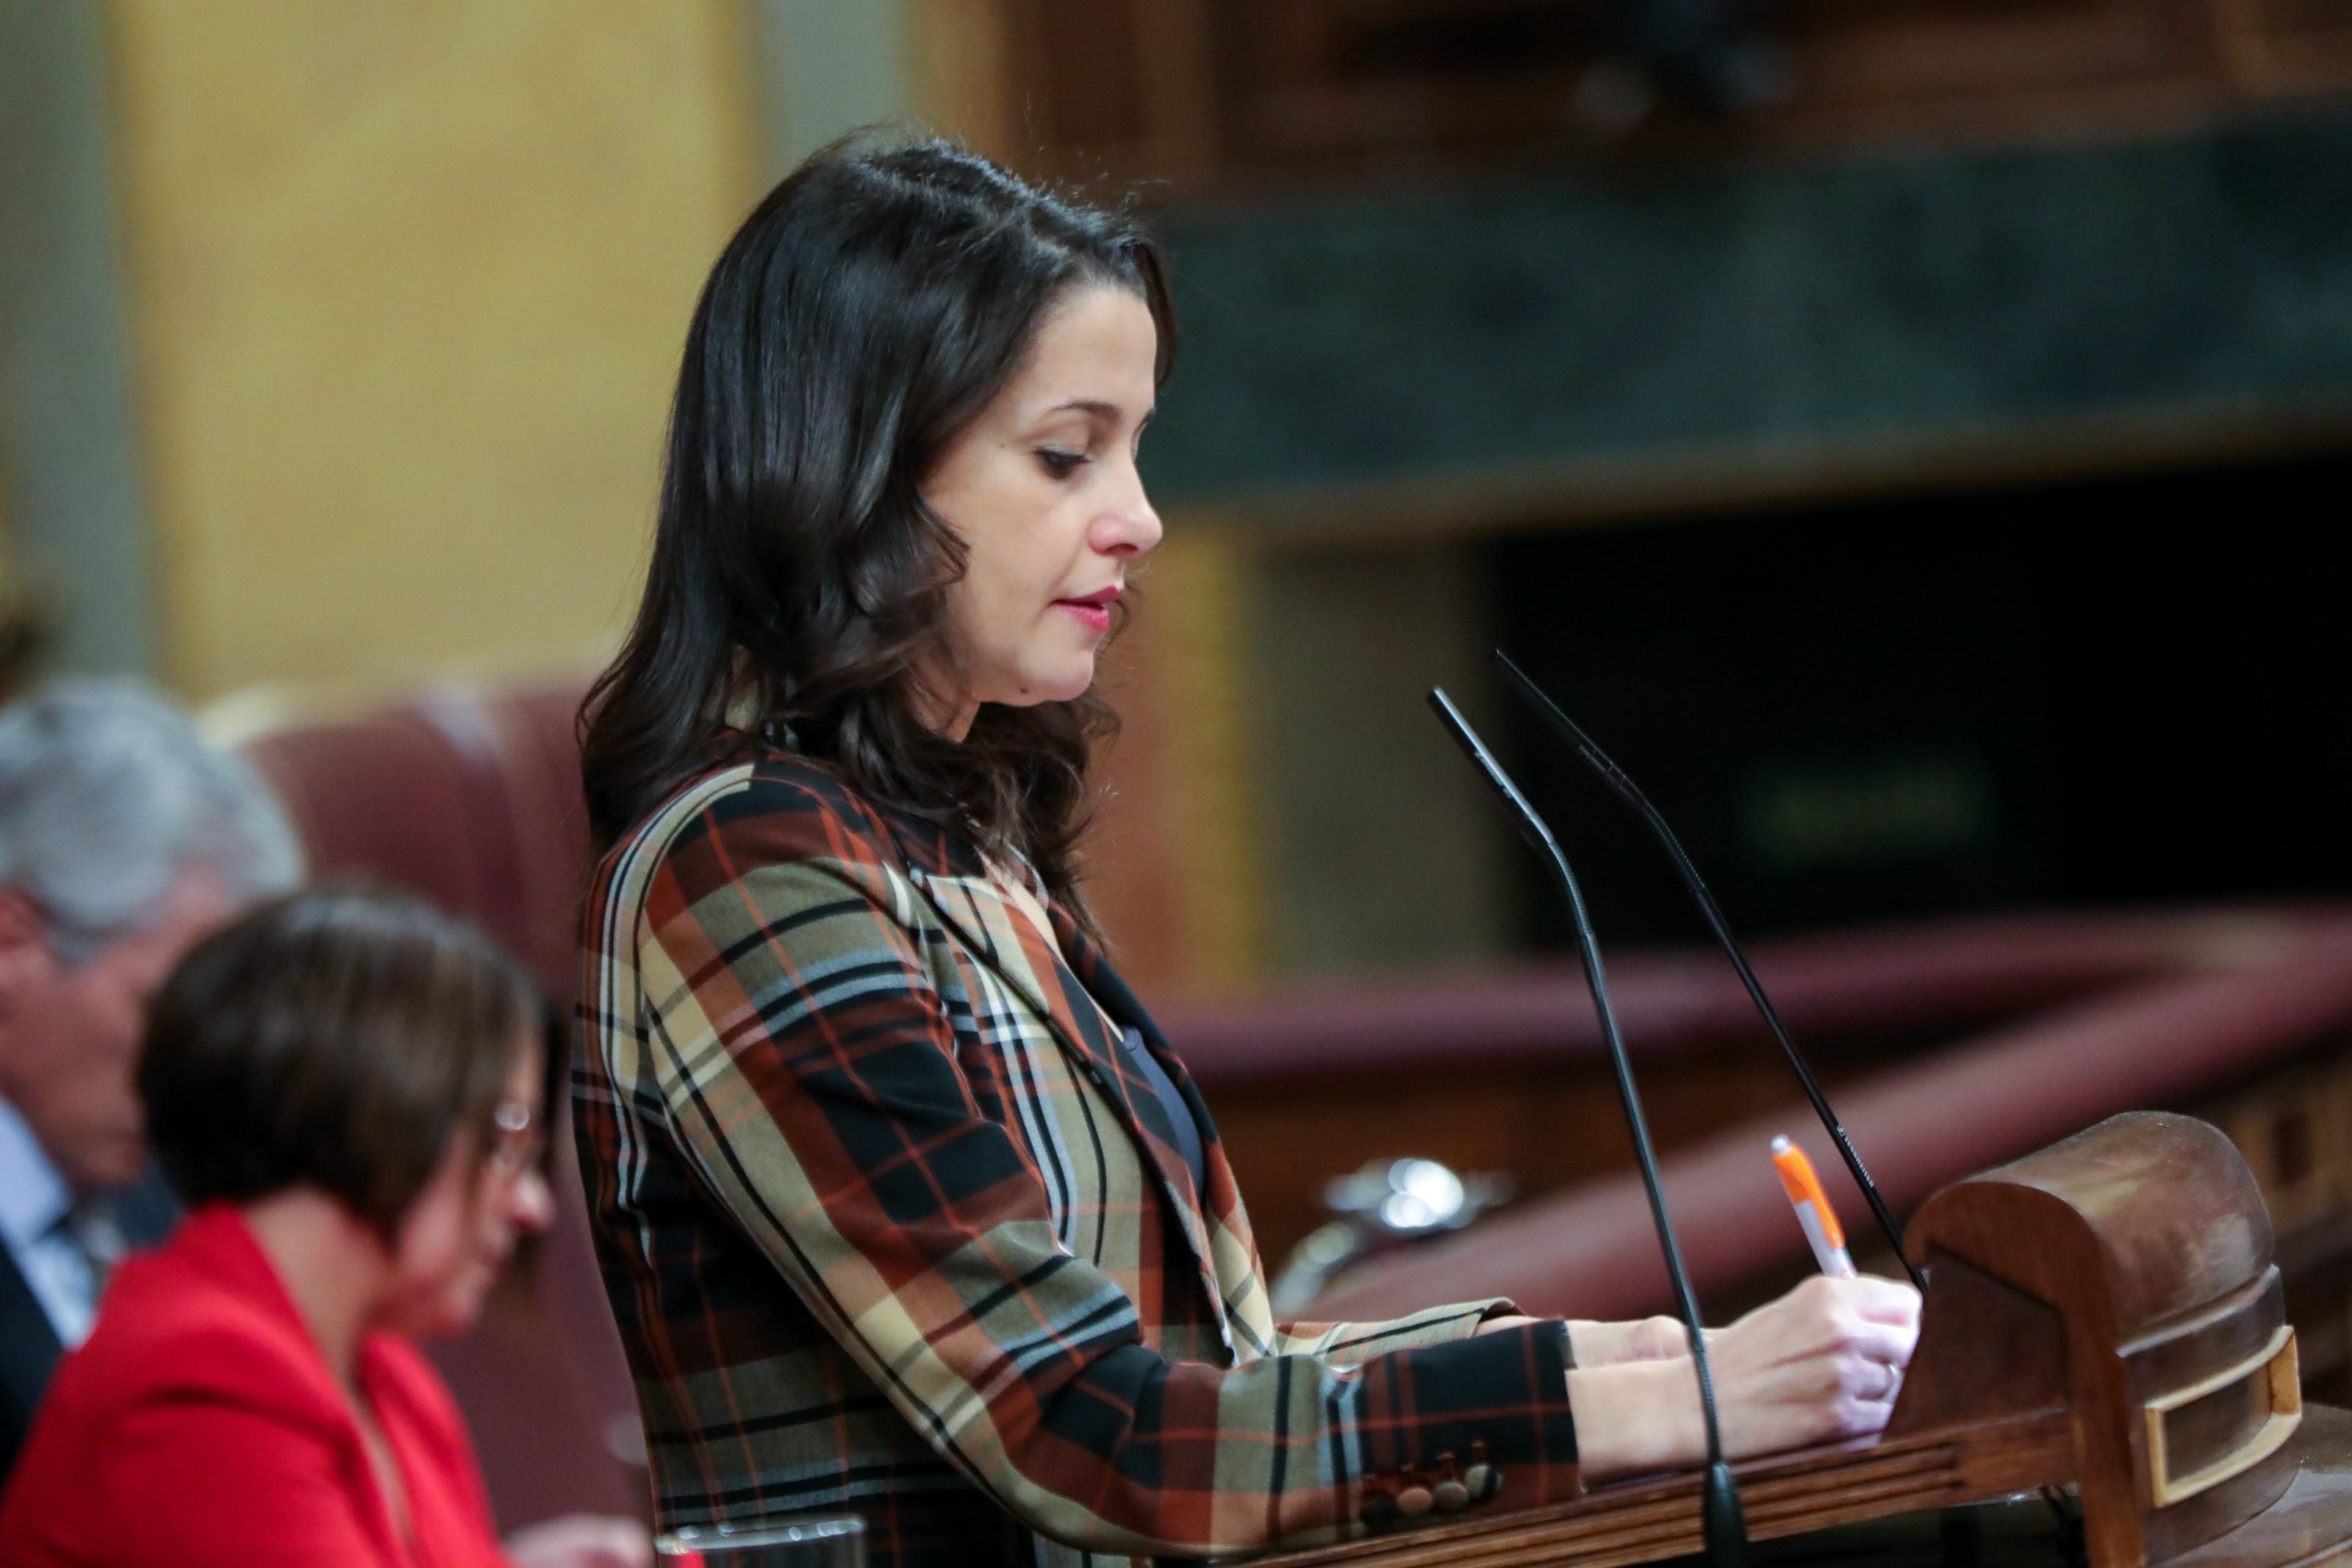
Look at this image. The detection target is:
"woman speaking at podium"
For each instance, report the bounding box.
[572,134,1920,1568]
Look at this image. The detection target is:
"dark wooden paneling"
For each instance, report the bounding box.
[2222,0,2352,90]
[965,0,2352,193]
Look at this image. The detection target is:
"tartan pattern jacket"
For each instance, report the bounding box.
[574,752,1582,1567]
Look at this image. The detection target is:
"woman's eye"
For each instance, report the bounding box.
[1036,447,1088,479]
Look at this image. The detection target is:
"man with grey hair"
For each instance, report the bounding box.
[0,679,301,1479]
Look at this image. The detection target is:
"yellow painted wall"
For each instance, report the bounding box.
[106,1,756,698]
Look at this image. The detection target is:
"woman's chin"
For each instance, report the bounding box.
[994,663,1096,709]
[390,1275,494,1341]
[1041,654,1102,702]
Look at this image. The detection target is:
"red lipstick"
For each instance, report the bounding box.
[1054,584,1121,635]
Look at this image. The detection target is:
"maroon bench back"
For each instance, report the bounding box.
[1305,917,2352,1324]
[241,680,647,1530]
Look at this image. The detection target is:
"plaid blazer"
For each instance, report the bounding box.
[574,752,1582,1567]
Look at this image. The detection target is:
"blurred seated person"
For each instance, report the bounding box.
[0,679,301,1480]
[0,885,648,1568]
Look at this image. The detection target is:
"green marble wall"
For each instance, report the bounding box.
[1145,109,2352,513]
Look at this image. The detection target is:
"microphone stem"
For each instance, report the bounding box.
[1489,650,1923,1292]
[1429,690,1747,1566]
[1549,852,1727,1468]
[1544,805,1749,1568]
[1592,764,1923,1294]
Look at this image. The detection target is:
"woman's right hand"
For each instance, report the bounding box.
[1565,1273,1921,1483]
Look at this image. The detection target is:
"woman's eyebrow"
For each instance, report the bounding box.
[1036,398,1157,434]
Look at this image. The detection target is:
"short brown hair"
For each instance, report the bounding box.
[138,882,546,1237]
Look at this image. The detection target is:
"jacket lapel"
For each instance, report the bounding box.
[902,863,1086,1054]
[1055,910,1280,1357]
[892,840,1236,1339]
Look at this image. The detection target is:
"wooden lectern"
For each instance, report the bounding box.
[1260,1112,2352,1567]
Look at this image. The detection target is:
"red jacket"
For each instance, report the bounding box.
[0,1204,509,1567]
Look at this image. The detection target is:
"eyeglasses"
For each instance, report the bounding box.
[487,1100,546,1177]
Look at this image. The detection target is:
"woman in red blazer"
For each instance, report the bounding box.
[0,886,646,1568]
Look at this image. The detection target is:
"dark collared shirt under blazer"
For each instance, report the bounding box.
[574,754,1582,1567]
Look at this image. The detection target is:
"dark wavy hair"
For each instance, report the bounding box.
[578,136,1175,916]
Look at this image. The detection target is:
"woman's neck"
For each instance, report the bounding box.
[919,691,979,742]
[901,658,978,742]
[240,1189,393,1389]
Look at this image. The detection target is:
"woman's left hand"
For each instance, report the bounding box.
[505,1514,656,1568]
[1477,1313,1695,1365]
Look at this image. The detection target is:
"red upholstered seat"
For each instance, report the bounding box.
[243,683,593,1000]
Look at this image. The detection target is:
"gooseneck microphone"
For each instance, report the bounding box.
[1429,688,1749,1568]
[1487,650,1924,1292]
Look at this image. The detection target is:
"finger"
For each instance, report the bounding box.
[1835,1317,1920,1367]
[1839,1273,1924,1326]
[1815,1342,1909,1409]
[1815,1355,1904,1415]
[1857,1359,1901,1403]
[1835,1391,1900,1439]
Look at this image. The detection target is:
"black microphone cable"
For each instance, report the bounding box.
[1489,649,1925,1294]
[1430,688,1749,1568]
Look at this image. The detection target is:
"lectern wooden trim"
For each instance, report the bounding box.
[2145,1324,2300,1508]
[1255,1112,2352,1568]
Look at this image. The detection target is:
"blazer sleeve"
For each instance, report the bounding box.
[1271,1298,1545,1361]
[633,796,1582,1559]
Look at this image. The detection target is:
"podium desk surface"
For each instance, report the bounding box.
[1651,1405,2352,1567]
[1660,1492,2080,1566]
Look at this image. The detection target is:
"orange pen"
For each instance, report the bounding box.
[1770,1134,1856,1279]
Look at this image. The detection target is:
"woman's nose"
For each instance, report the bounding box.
[1094,468,1163,559]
